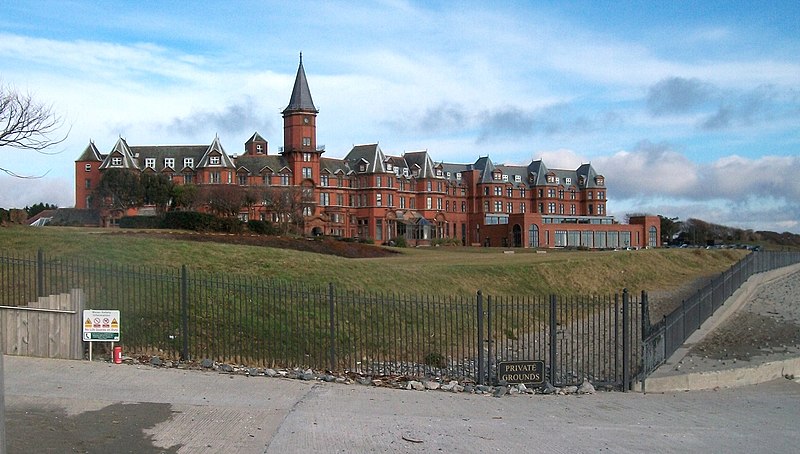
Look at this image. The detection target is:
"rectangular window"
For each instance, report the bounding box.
[209,156,220,165]
[111,157,122,166]
[164,158,174,169]
[507,202,513,213]
[262,174,271,186]
[209,172,220,184]
[280,174,290,185]
[426,181,432,191]
[303,138,311,147]
[495,201,503,212]
[84,164,92,172]
[426,197,432,209]
[437,198,442,210]
[376,175,382,187]
[337,194,343,206]
[145,158,155,169]
[548,202,555,213]
[302,167,312,179]
[548,188,555,198]
[376,219,383,241]
[184,174,193,184]
[238,174,247,185]
[520,202,526,213]
[85,178,91,189]
[321,174,329,186]
[376,193,382,206]
[320,193,329,206]
[506,188,513,197]
[400,197,406,209]
[494,186,502,196]
[409,198,416,209]
[388,194,394,207]
[184,158,194,168]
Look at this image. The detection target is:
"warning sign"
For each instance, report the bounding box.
[82,310,121,342]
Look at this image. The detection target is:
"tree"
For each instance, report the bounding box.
[1,82,68,177]
[25,202,58,217]
[94,168,143,211]
[140,173,174,212]
[263,186,307,235]
[171,184,199,210]
[659,215,681,245]
[200,185,246,217]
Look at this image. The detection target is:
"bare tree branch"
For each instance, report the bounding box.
[1,81,69,177]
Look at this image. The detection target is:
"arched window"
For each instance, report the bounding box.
[528,224,539,248]
[649,226,658,248]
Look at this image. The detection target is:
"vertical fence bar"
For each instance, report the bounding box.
[622,288,630,392]
[180,265,189,361]
[486,295,493,384]
[328,282,335,373]
[549,294,557,385]
[36,248,44,298]
[476,290,484,386]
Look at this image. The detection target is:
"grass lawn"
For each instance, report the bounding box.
[0,226,748,297]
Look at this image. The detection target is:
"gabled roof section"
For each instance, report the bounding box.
[320,157,347,175]
[527,159,548,185]
[576,163,604,188]
[403,150,435,178]
[76,140,103,162]
[344,143,387,173]
[245,132,266,144]
[282,53,318,114]
[99,137,140,170]
[197,136,235,168]
[234,155,286,176]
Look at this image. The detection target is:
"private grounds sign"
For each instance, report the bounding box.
[497,360,545,385]
[82,310,121,342]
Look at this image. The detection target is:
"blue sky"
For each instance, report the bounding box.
[1,1,798,232]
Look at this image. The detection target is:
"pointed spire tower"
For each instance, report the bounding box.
[282,53,321,185]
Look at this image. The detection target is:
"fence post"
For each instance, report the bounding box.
[622,288,630,392]
[640,290,650,337]
[486,295,493,384]
[477,290,484,386]
[37,248,44,298]
[328,282,336,372]
[180,265,189,361]
[549,294,557,386]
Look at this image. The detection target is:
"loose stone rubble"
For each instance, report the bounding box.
[123,354,604,397]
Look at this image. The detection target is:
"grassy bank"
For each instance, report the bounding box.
[0,226,747,296]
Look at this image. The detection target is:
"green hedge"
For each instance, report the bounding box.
[119,215,164,229]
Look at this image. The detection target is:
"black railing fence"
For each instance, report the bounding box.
[638,250,800,382]
[2,249,798,390]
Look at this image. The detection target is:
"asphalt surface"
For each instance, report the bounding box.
[4,263,800,453]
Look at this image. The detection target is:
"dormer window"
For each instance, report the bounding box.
[547,175,555,183]
[595,177,605,186]
[493,171,501,181]
[256,144,263,154]
[387,163,393,171]
[184,157,194,168]
[145,158,155,169]
[456,173,462,180]
[359,164,367,172]
[436,169,443,177]
[210,156,220,165]
[565,177,571,185]
[111,157,122,166]
[514,175,521,182]
[164,158,174,169]
[502,174,509,182]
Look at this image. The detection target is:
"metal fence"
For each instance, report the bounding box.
[639,250,800,383]
[1,249,643,389]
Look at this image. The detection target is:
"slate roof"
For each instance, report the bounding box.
[344,144,387,173]
[283,54,318,114]
[76,141,103,162]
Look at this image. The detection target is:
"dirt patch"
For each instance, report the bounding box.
[690,269,800,361]
[115,231,400,258]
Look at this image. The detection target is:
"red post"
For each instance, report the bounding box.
[113,346,122,364]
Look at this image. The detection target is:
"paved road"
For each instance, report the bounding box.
[4,355,800,453]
